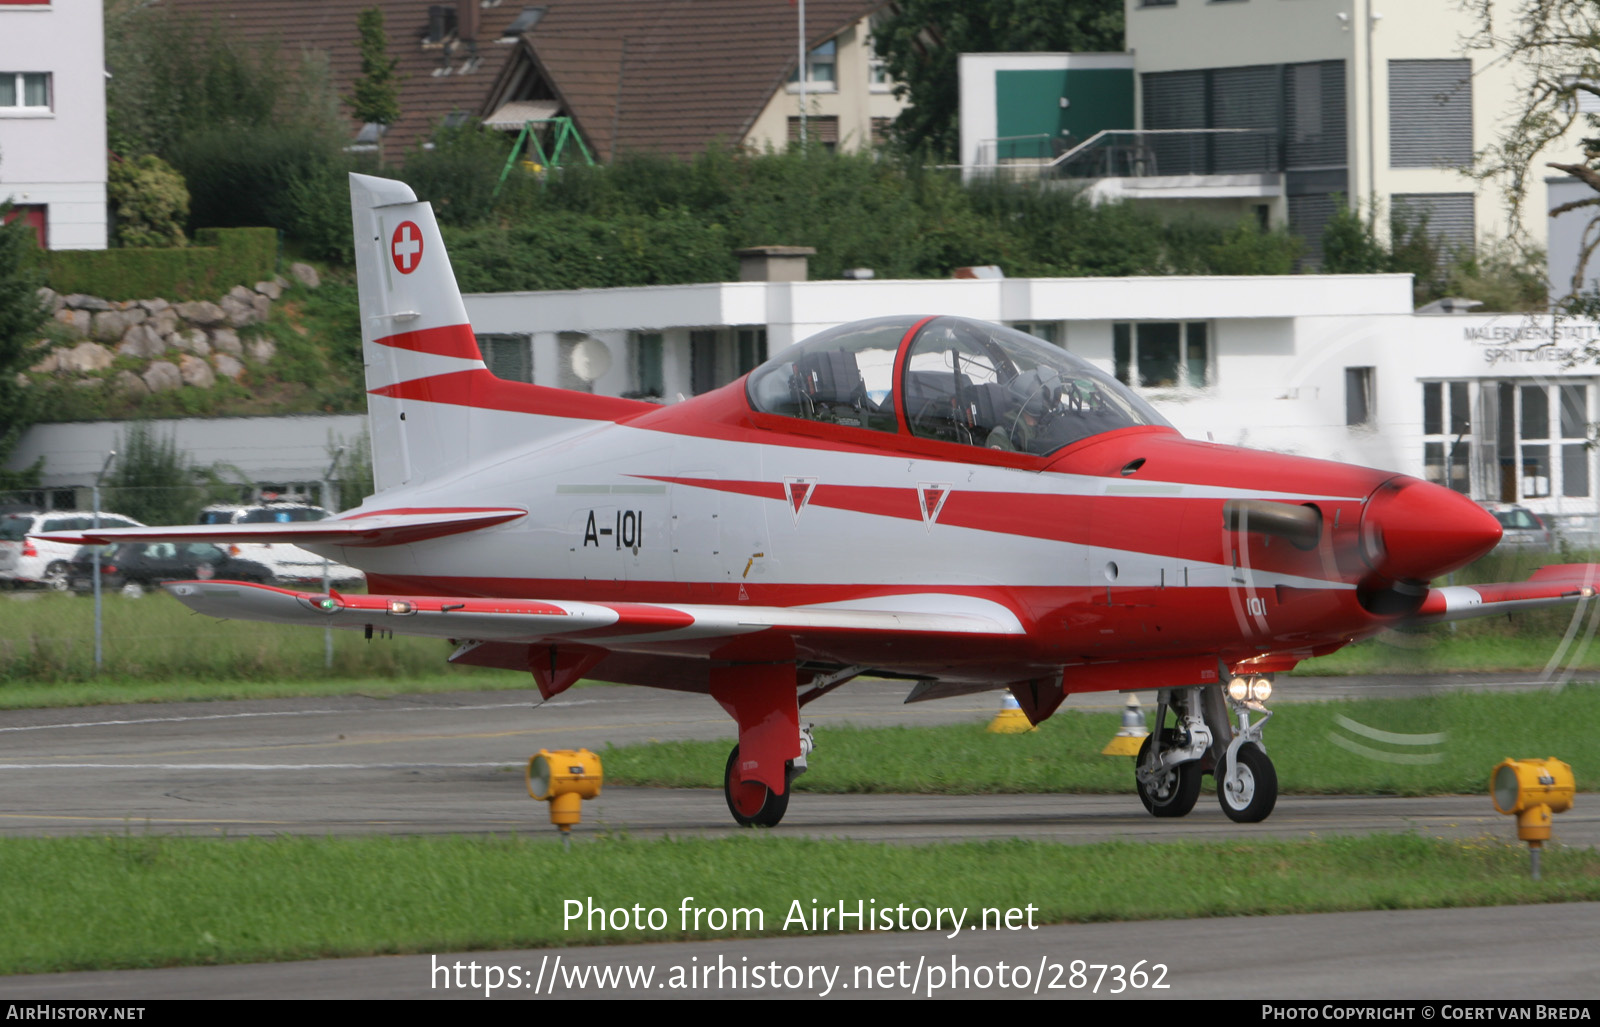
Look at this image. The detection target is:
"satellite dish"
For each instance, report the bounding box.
[569,337,613,383]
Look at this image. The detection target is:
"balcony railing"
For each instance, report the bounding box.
[973,129,1281,181]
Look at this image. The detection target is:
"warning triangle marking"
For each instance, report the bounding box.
[783,476,818,525]
[918,482,952,530]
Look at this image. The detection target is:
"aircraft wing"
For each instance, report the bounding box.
[1411,564,1600,623]
[161,580,1027,645]
[30,507,525,548]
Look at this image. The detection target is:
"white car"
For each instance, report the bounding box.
[197,503,366,589]
[0,510,145,590]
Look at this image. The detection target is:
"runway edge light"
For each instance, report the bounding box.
[1101,693,1148,756]
[528,748,603,840]
[1490,756,1575,881]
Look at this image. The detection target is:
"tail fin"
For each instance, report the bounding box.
[351,173,487,492]
[350,174,651,495]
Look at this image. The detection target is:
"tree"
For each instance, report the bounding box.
[0,200,49,492]
[1466,1,1600,311]
[871,0,1124,159]
[349,7,402,164]
[107,154,190,248]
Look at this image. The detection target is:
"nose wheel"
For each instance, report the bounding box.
[1217,742,1277,823]
[723,745,790,827]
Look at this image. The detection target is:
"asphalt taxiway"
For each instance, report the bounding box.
[1,675,1595,999]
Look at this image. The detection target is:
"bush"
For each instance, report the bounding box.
[107,155,189,248]
[43,227,277,302]
[397,124,514,228]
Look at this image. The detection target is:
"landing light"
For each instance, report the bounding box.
[1491,757,1575,880]
[387,600,416,615]
[528,748,603,839]
[1228,676,1273,702]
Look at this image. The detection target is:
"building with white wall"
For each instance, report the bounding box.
[0,0,107,249]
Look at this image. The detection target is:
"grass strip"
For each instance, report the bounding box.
[4,832,1597,975]
[601,686,1600,795]
[0,672,530,711]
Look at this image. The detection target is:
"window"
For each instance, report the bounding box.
[1113,322,1209,389]
[1512,383,1590,499]
[1008,322,1063,347]
[788,116,839,152]
[1422,381,1471,494]
[690,329,718,395]
[1345,367,1375,426]
[1392,193,1476,263]
[736,328,766,376]
[788,40,836,92]
[558,332,608,393]
[869,56,892,92]
[1389,60,1472,168]
[629,332,663,399]
[478,334,532,383]
[0,72,50,112]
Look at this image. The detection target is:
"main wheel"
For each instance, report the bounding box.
[1136,730,1201,818]
[1217,743,1278,823]
[723,745,790,828]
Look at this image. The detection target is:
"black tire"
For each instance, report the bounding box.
[1136,730,1201,818]
[723,745,790,828]
[1217,743,1278,823]
[42,561,69,592]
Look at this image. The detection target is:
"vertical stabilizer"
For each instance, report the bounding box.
[350,173,651,497]
[350,173,487,493]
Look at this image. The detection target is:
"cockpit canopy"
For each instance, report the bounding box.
[746,315,1169,457]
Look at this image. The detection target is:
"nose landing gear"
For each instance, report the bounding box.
[1133,678,1278,824]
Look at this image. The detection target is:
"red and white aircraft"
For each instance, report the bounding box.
[41,174,1600,827]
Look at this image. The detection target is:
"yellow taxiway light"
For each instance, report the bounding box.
[1101,693,1149,756]
[1490,757,1575,880]
[988,693,1036,733]
[527,748,603,836]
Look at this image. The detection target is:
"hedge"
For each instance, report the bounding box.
[43,227,277,301]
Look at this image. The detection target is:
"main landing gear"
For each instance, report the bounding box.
[710,662,849,828]
[722,726,814,828]
[1134,678,1277,823]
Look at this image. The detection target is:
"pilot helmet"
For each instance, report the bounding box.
[1008,367,1063,417]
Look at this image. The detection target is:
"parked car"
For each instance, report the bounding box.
[67,541,276,598]
[196,502,365,589]
[0,510,145,590]
[1479,502,1555,551]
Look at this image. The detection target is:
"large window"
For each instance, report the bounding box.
[1345,367,1375,426]
[0,72,50,112]
[1113,322,1209,389]
[788,40,837,92]
[1511,382,1589,500]
[478,334,531,383]
[629,332,663,399]
[1422,381,1472,494]
[1389,60,1472,168]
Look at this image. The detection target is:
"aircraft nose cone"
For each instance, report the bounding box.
[1361,477,1502,582]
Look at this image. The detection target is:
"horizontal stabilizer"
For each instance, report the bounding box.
[1412,564,1600,623]
[32,507,525,548]
[161,581,1025,649]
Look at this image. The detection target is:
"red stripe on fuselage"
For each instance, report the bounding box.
[637,475,1359,578]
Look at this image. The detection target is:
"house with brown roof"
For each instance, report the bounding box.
[161,0,901,163]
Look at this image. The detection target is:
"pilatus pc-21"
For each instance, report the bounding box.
[41,174,1599,827]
